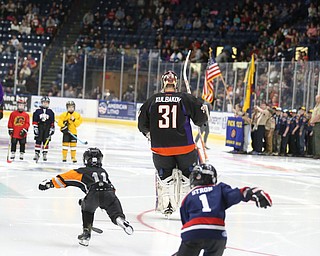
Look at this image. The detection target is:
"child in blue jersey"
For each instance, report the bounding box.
[175,164,272,256]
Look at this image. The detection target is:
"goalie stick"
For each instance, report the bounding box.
[183,50,209,163]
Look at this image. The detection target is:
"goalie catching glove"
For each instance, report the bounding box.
[39,179,54,190]
[241,187,272,208]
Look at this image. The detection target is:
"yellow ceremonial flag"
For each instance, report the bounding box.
[243,54,255,113]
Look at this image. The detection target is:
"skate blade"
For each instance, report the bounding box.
[78,239,89,246]
[124,226,134,235]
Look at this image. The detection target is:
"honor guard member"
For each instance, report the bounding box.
[288,109,299,156]
[32,96,55,162]
[279,109,290,156]
[138,70,208,215]
[39,148,133,246]
[58,101,83,163]
[174,164,272,256]
[8,99,30,160]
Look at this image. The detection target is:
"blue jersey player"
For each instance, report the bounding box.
[175,164,272,256]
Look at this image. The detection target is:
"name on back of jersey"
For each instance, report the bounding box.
[155,96,181,103]
[191,186,213,196]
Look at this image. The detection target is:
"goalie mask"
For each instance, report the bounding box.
[161,70,178,91]
[189,164,217,188]
[83,147,103,167]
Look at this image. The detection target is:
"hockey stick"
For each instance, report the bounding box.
[183,50,209,162]
[183,50,191,94]
[43,136,51,148]
[92,226,103,234]
[7,136,12,163]
[68,131,88,145]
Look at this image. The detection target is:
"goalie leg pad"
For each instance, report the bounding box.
[155,172,177,214]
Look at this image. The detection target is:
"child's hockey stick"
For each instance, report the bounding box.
[7,136,12,163]
[68,131,88,145]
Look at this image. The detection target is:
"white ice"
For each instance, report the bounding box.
[0,118,320,256]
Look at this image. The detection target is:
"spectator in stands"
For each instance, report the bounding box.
[4,68,14,92]
[170,47,183,62]
[31,14,40,32]
[175,13,187,29]
[83,10,94,26]
[205,18,214,30]
[10,20,20,33]
[5,0,16,16]
[46,16,57,35]
[190,41,203,63]
[164,16,174,31]
[19,20,31,35]
[123,85,134,102]
[115,7,125,21]
[125,15,135,32]
[36,24,45,35]
[19,63,31,81]
[25,54,37,69]
[192,16,202,30]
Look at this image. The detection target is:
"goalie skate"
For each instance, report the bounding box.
[78,228,91,246]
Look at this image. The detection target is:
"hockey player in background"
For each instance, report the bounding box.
[38,147,134,246]
[174,164,272,256]
[32,96,55,162]
[58,100,82,163]
[8,99,30,160]
[138,70,208,215]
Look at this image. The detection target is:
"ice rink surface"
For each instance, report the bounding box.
[0,118,320,256]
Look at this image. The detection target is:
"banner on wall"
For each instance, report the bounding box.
[98,101,136,120]
[2,95,31,111]
[225,117,244,149]
[30,96,98,118]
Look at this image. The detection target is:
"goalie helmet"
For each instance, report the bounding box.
[189,164,217,188]
[83,147,103,167]
[41,96,50,108]
[161,70,178,91]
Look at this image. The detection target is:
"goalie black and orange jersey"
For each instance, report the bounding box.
[138,92,207,156]
[51,166,113,193]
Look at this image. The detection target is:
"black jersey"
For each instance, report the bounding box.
[138,92,207,156]
[51,166,113,193]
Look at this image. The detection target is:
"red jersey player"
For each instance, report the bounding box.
[8,99,30,160]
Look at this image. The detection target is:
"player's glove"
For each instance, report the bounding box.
[8,128,13,136]
[49,126,55,136]
[39,179,54,190]
[19,128,27,137]
[241,187,272,208]
[60,125,69,134]
[33,126,39,136]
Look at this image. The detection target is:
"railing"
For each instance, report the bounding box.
[2,48,320,111]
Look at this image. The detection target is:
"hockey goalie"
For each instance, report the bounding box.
[137,70,208,215]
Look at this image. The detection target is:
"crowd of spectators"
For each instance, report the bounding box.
[0,0,70,94]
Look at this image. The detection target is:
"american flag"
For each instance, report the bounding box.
[202,54,221,103]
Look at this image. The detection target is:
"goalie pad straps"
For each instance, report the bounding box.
[155,169,190,214]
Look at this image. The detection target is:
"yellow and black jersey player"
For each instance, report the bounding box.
[58,100,82,163]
